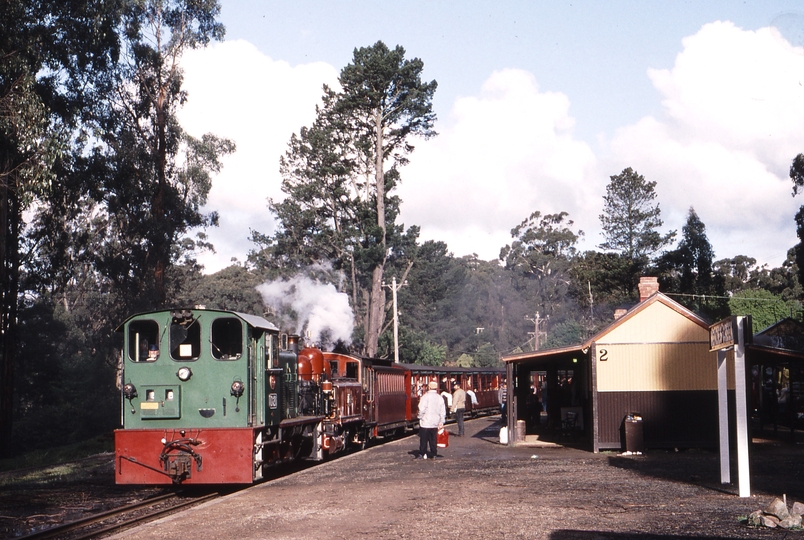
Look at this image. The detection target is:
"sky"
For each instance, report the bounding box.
[177,1,804,274]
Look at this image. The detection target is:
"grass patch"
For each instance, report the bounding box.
[0,434,113,473]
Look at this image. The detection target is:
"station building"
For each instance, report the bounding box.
[502,277,732,452]
[747,317,804,437]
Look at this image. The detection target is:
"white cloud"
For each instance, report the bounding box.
[180,22,804,273]
[178,40,339,272]
[398,69,598,260]
[604,21,804,267]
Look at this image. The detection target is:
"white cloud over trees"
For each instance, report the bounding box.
[179,21,804,271]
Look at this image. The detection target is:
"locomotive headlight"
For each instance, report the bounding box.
[230,380,245,398]
[123,383,138,400]
[177,367,193,381]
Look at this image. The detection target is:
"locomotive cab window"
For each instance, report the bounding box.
[211,317,243,360]
[265,334,278,368]
[170,312,200,361]
[128,319,160,362]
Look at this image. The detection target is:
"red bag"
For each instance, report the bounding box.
[437,428,449,448]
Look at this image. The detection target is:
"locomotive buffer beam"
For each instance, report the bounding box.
[279,415,325,428]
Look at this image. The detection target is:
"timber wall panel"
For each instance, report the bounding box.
[596,390,720,449]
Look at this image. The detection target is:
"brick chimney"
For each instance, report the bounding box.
[638,277,660,302]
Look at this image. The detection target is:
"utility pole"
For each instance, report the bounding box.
[525,312,548,351]
[383,277,407,362]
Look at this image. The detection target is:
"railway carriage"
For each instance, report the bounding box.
[115,308,503,485]
[402,363,504,420]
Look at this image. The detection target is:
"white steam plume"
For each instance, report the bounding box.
[256,276,353,349]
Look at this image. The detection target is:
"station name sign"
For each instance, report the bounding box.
[709,316,738,351]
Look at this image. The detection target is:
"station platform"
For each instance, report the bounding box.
[107,415,779,539]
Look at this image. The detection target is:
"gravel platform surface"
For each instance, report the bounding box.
[107,416,803,539]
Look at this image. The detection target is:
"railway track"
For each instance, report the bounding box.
[18,490,219,540]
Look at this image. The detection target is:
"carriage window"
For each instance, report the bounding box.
[211,318,243,360]
[129,320,160,362]
[265,334,279,368]
[170,315,200,361]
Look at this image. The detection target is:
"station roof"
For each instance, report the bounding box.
[502,291,710,364]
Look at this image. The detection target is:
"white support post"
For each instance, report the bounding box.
[734,316,751,497]
[717,349,730,484]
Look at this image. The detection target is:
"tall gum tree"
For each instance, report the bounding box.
[789,153,804,288]
[0,0,123,458]
[88,0,231,308]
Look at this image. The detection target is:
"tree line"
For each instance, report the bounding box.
[2,1,803,458]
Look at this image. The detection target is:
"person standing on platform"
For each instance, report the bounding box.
[417,381,445,459]
[451,382,467,437]
[498,382,508,426]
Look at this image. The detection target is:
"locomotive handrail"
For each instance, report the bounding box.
[118,455,175,479]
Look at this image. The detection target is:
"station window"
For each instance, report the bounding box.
[211,317,243,360]
[170,315,200,361]
[128,319,160,362]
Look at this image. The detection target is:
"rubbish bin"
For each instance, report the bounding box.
[516,419,526,442]
[623,413,644,454]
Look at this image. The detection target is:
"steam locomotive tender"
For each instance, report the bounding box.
[115,308,503,485]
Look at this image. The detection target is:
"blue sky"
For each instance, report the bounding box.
[178,1,804,273]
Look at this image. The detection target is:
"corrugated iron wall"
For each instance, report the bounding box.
[596,390,722,449]
[603,300,709,344]
[595,343,726,392]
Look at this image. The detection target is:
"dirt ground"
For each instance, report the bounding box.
[106,416,803,540]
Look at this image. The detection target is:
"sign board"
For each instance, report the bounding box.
[710,316,738,352]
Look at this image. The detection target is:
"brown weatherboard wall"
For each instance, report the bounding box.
[596,390,720,449]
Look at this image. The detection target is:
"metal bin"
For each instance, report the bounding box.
[623,413,644,453]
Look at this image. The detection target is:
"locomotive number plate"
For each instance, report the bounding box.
[268,393,278,409]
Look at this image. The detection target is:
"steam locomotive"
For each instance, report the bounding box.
[114,308,504,484]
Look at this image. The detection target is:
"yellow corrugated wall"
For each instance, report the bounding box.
[596,343,717,391]
[595,301,736,392]
[603,301,710,344]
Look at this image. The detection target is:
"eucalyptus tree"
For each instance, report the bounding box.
[500,211,583,347]
[714,255,763,294]
[14,0,232,455]
[0,0,122,457]
[259,41,436,357]
[394,240,470,362]
[569,250,633,317]
[85,0,233,309]
[789,153,804,289]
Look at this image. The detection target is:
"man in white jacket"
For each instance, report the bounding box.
[417,381,446,459]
